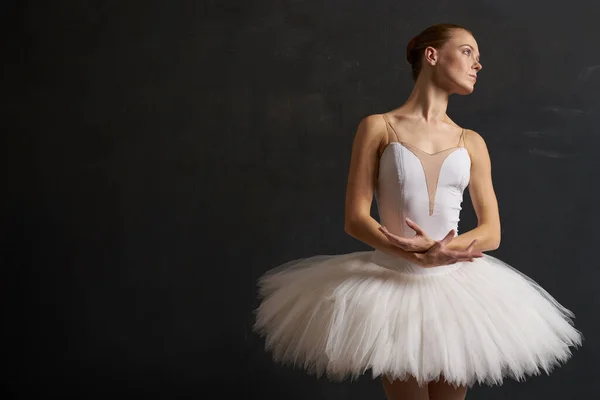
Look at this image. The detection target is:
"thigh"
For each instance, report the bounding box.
[427,377,468,400]
[381,375,428,400]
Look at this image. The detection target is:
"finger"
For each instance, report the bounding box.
[446,250,476,262]
[447,252,470,260]
[379,226,395,240]
[405,218,424,235]
[454,256,474,264]
[460,250,484,258]
[378,226,388,239]
[452,250,479,260]
[379,228,395,241]
[381,231,411,249]
[462,253,482,261]
[381,231,404,247]
[380,228,407,245]
[439,229,455,245]
[465,239,477,252]
[380,227,405,242]
[464,240,485,258]
[390,237,411,249]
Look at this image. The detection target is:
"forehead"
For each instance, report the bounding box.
[446,29,479,52]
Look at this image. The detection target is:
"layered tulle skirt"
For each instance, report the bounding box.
[253,250,582,387]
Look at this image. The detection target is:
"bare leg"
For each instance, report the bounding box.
[381,375,428,400]
[427,376,467,400]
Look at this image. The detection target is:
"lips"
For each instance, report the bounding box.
[469,74,477,81]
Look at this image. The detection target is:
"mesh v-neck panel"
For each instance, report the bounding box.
[400,144,462,215]
[380,114,466,215]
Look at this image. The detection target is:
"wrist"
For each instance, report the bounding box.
[410,239,437,254]
[426,238,436,251]
[412,252,427,266]
[415,239,436,253]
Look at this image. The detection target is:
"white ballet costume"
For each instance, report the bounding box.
[253,114,582,387]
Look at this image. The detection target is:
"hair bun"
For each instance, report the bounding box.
[405,24,470,81]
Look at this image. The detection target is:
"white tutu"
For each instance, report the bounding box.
[253,251,582,387]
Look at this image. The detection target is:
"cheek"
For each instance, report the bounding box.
[439,54,462,71]
[447,58,471,78]
[439,58,465,79]
[448,56,468,70]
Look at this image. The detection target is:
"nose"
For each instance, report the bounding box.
[473,61,482,71]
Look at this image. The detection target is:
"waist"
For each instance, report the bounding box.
[379,215,460,243]
[370,249,461,276]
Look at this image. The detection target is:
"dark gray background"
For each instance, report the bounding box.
[3,0,598,399]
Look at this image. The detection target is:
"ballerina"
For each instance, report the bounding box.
[254,23,582,400]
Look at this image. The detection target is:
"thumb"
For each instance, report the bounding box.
[439,229,455,245]
[405,217,423,235]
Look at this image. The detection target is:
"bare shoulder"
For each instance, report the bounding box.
[358,113,387,135]
[463,128,491,161]
[464,128,486,145]
[354,113,388,147]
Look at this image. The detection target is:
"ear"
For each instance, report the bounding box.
[424,46,438,65]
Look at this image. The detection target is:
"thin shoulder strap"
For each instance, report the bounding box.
[457,128,466,147]
[381,114,400,142]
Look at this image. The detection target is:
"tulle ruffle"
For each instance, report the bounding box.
[253,251,582,387]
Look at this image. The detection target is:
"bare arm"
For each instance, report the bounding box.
[447,130,501,252]
[344,115,422,263]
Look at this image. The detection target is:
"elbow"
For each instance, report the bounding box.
[480,223,500,251]
[344,215,365,238]
[344,219,357,237]
[488,230,501,251]
[489,237,501,251]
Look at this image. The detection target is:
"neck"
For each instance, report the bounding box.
[402,76,449,122]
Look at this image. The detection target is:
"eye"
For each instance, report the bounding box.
[463,48,472,55]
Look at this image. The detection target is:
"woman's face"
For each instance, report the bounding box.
[429,29,482,95]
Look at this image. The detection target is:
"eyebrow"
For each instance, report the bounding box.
[459,44,481,61]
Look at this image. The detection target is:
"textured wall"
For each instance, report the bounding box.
[3,0,597,398]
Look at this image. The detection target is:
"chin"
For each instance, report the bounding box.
[455,83,475,96]
[442,77,475,96]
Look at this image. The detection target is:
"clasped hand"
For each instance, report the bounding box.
[378,218,483,267]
